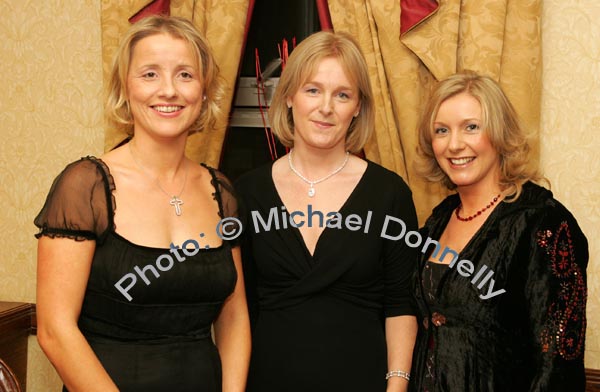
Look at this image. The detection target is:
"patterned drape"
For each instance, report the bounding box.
[101,0,250,167]
[326,0,542,223]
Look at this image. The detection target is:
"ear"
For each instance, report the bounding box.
[353,101,361,117]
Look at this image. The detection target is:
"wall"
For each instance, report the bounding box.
[540,0,600,367]
[0,1,104,391]
[0,1,597,390]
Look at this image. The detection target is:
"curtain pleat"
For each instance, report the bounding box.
[316,0,333,30]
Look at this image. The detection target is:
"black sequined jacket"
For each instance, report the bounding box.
[409,182,588,392]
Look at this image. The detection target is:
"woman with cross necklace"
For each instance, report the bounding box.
[34,16,250,392]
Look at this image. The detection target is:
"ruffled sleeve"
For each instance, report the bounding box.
[34,157,115,244]
[201,163,241,246]
[526,201,588,390]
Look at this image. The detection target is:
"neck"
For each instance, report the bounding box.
[129,134,187,180]
[456,186,502,215]
[290,146,349,179]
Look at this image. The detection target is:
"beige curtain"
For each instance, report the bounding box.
[327,0,542,223]
[101,0,249,167]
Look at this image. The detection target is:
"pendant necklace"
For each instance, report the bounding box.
[129,142,188,216]
[288,149,350,197]
[455,194,501,221]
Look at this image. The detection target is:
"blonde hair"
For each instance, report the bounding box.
[417,70,544,200]
[105,15,224,135]
[268,31,374,153]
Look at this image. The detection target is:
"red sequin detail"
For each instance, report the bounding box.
[538,222,586,360]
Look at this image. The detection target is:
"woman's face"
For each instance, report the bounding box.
[126,33,203,139]
[286,57,360,152]
[431,92,501,192]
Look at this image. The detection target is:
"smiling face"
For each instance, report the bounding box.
[126,33,203,140]
[431,92,502,192]
[286,57,360,152]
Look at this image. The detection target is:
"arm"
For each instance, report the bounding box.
[36,236,119,392]
[383,177,419,392]
[526,213,588,391]
[214,245,251,392]
[385,315,418,392]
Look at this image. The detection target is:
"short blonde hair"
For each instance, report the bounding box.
[105,15,224,135]
[268,31,374,153]
[416,70,544,200]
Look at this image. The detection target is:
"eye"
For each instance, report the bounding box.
[337,92,350,100]
[179,71,194,79]
[305,87,319,95]
[466,123,479,131]
[434,127,448,135]
[142,71,158,79]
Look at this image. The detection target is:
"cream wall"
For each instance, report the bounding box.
[541,0,600,367]
[0,1,597,391]
[0,1,104,391]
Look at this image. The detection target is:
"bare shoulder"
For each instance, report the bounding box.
[271,155,287,178]
[346,155,367,176]
[99,144,131,174]
[193,161,234,192]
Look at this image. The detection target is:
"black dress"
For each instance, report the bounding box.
[34,157,238,392]
[235,161,418,392]
[410,182,588,392]
[420,261,448,392]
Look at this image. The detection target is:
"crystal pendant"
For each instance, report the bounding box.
[308,186,315,197]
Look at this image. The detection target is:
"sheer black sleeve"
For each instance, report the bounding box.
[201,163,241,246]
[34,157,115,244]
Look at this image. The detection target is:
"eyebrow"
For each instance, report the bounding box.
[133,62,196,70]
[434,118,480,126]
[302,80,355,91]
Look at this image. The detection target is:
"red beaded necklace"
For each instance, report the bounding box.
[455,194,501,222]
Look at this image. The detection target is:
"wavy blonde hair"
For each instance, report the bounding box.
[416,71,544,201]
[268,31,374,153]
[105,15,224,136]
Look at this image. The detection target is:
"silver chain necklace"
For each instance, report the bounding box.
[288,149,350,197]
[128,142,188,216]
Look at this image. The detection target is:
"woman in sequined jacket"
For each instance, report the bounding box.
[409,71,588,391]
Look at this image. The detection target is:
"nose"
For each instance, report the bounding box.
[159,77,177,98]
[448,130,465,152]
[319,94,333,114]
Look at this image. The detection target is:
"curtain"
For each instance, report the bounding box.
[101,0,250,167]
[326,0,542,223]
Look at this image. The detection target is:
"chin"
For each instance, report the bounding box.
[448,177,478,189]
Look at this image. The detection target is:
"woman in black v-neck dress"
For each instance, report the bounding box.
[236,31,418,392]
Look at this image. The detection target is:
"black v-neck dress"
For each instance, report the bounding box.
[34,157,238,392]
[236,160,418,392]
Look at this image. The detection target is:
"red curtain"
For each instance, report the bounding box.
[129,0,171,23]
[400,0,438,34]
[315,0,333,30]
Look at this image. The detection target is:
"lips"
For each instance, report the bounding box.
[152,105,184,113]
[311,120,334,128]
[449,157,475,165]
